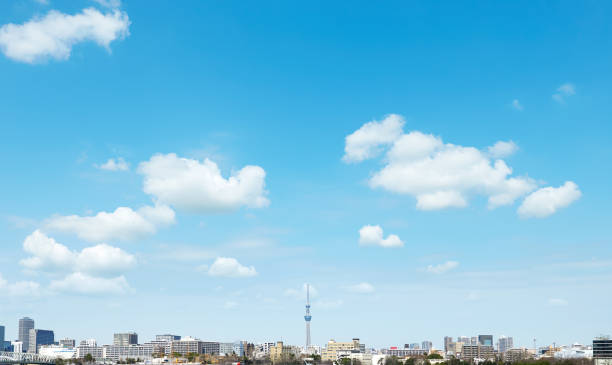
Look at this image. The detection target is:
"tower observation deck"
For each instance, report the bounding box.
[304,284,312,348]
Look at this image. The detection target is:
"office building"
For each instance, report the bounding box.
[444,337,453,353]
[322,339,361,362]
[461,345,495,361]
[28,329,54,354]
[156,334,180,342]
[114,332,138,346]
[498,336,513,353]
[18,317,34,353]
[458,337,470,345]
[0,325,4,350]
[471,337,478,345]
[478,335,493,347]
[594,337,612,365]
[503,348,532,362]
[385,348,428,357]
[337,349,373,364]
[60,338,76,348]
[76,344,104,361]
[105,344,155,361]
[12,341,23,354]
[422,341,433,351]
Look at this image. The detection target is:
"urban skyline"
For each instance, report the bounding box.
[1,0,611,354]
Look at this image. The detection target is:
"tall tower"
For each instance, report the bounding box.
[304,284,312,349]
[18,317,34,353]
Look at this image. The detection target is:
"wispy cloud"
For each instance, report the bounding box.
[552,83,576,103]
[511,99,523,111]
[426,260,459,274]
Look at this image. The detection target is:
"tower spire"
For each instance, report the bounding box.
[304,284,312,349]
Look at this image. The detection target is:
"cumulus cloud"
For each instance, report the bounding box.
[20,230,135,276]
[0,7,130,63]
[511,99,523,111]
[207,257,257,278]
[426,261,459,274]
[138,153,269,213]
[93,0,122,8]
[488,141,518,159]
[345,115,543,211]
[518,181,581,218]
[346,282,375,294]
[44,204,175,242]
[553,83,576,103]
[343,114,404,163]
[96,157,129,171]
[49,272,129,295]
[358,225,403,248]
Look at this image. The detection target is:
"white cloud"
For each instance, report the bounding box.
[138,153,269,213]
[548,298,568,306]
[358,225,403,248]
[342,114,404,163]
[0,7,130,63]
[511,99,523,111]
[44,204,175,242]
[76,243,135,276]
[553,83,576,103]
[426,261,459,274]
[346,116,540,210]
[488,141,518,159]
[284,283,318,300]
[207,257,257,278]
[346,282,375,294]
[20,230,135,277]
[96,157,129,171]
[0,274,41,297]
[93,0,121,8]
[518,181,581,218]
[21,230,75,271]
[49,272,129,295]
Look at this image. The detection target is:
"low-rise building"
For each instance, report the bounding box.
[39,345,76,359]
[503,348,533,362]
[270,341,297,363]
[460,345,495,361]
[322,339,362,362]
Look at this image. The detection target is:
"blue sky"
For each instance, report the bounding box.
[1,0,611,350]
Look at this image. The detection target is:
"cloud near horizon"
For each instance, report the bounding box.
[0,7,130,63]
[207,257,257,278]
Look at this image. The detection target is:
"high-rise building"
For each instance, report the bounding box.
[461,345,495,361]
[113,332,138,346]
[478,335,493,347]
[471,337,478,345]
[0,325,5,350]
[444,337,454,353]
[28,329,54,354]
[458,336,470,345]
[594,337,612,365]
[304,284,312,348]
[18,317,34,353]
[422,341,433,351]
[498,336,513,353]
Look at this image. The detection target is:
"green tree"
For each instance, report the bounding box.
[427,354,443,360]
[84,354,94,363]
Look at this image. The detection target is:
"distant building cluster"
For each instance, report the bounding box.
[0,316,607,365]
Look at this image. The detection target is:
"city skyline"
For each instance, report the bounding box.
[1,0,611,351]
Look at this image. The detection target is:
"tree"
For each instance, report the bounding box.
[84,354,94,363]
[427,354,443,360]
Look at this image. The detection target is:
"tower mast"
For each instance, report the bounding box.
[304,284,312,349]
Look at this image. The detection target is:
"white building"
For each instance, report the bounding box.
[11,341,23,354]
[555,344,593,359]
[39,345,76,359]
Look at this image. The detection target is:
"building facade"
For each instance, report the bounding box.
[18,317,34,353]
[156,335,181,342]
[594,338,612,365]
[114,332,138,346]
[28,329,54,354]
[478,335,493,347]
[422,341,433,351]
[461,345,495,361]
[322,339,361,362]
[444,337,453,353]
[498,336,513,354]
